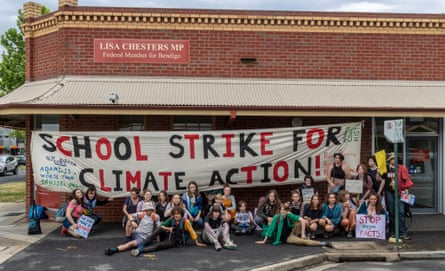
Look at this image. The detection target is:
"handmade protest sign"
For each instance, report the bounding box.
[355,214,386,240]
[31,122,361,197]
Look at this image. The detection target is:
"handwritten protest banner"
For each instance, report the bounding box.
[31,122,361,197]
[355,214,386,240]
[74,215,95,239]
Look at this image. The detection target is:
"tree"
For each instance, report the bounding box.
[0,6,50,96]
[8,129,25,141]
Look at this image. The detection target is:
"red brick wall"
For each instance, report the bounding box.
[28,28,445,81]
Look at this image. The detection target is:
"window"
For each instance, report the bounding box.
[35,115,59,131]
[173,116,213,131]
[118,116,144,131]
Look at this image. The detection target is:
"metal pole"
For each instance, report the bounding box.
[394,143,399,247]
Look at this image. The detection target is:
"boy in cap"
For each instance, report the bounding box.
[105,201,160,255]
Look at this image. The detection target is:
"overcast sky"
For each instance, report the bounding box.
[1,0,445,54]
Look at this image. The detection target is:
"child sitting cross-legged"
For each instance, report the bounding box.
[230,200,256,235]
[202,204,238,251]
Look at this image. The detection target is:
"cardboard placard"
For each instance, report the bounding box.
[74,215,95,239]
[345,179,363,194]
[355,214,386,240]
[301,188,315,204]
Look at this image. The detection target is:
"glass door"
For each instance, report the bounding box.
[405,137,437,213]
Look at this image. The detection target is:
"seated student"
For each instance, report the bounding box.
[254,189,281,231]
[202,204,237,251]
[302,194,323,239]
[137,189,156,212]
[338,190,358,238]
[82,185,112,232]
[105,202,160,255]
[222,184,237,221]
[130,206,206,256]
[164,193,188,218]
[231,200,256,235]
[181,181,203,227]
[287,190,309,238]
[319,193,342,239]
[155,190,169,222]
[255,203,332,247]
[61,189,84,238]
[122,188,142,230]
[357,192,387,217]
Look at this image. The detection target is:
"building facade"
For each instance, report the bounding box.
[1,0,444,220]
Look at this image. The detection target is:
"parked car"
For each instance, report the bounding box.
[16,155,26,166]
[0,155,18,176]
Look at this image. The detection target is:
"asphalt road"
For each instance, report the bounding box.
[0,167,25,185]
[303,259,445,271]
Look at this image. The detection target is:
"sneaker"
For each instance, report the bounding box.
[346,231,353,238]
[234,230,241,236]
[322,242,334,248]
[130,249,141,257]
[223,241,238,250]
[323,233,329,239]
[402,234,412,240]
[310,232,316,239]
[61,227,68,237]
[214,242,222,251]
[104,248,114,256]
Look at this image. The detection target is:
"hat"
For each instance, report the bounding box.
[387,152,395,162]
[141,202,155,211]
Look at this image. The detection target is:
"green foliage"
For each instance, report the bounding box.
[0,7,50,96]
[8,129,25,140]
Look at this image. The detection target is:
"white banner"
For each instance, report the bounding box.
[355,214,386,240]
[31,122,361,197]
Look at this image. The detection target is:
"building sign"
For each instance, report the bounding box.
[384,119,404,143]
[93,39,190,64]
[31,122,361,197]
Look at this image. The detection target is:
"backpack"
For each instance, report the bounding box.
[56,202,68,223]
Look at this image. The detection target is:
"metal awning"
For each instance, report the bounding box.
[0,75,444,118]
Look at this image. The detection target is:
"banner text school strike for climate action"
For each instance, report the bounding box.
[31,122,361,197]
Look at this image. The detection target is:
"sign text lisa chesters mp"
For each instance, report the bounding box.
[37,126,350,193]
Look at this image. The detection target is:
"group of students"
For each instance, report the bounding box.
[325,152,413,240]
[60,151,413,256]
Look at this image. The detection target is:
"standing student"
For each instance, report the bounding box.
[367,156,385,197]
[319,193,342,238]
[326,153,352,193]
[355,163,374,204]
[61,189,84,238]
[382,153,413,240]
[255,203,332,247]
[130,206,206,256]
[202,204,238,251]
[105,202,160,255]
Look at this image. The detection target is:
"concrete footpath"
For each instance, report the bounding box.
[1,202,445,271]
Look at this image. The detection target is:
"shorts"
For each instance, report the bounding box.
[63,217,78,229]
[132,232,146,245]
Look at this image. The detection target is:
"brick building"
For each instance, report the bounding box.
[1,0,445,221]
